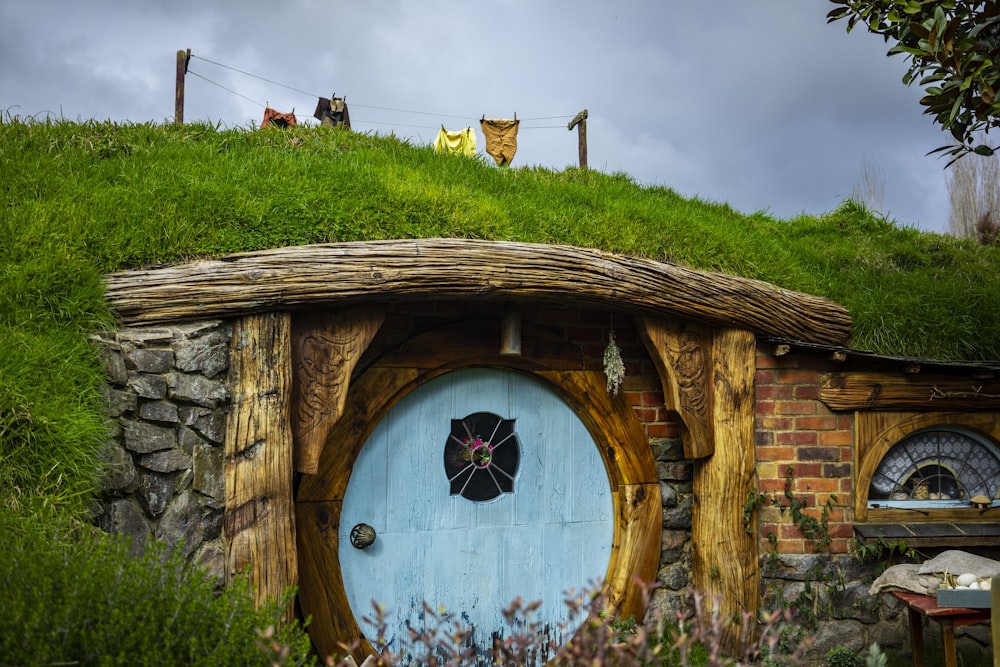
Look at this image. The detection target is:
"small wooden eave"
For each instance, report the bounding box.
[764,336,1000,376]
[103,239,852,346]
[764,337,1000,411]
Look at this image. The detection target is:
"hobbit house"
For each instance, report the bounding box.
[93,239,1000,662]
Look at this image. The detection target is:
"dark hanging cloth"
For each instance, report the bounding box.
[261,107,297,129]
[314,96,351,129]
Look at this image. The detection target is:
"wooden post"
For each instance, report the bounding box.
[690,327,760,653]
[175,49,190,125]
[567,109,588,169]
[224,312,297,619]
[992,574,1000,667]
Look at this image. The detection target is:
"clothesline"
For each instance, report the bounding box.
[188,53,577,127]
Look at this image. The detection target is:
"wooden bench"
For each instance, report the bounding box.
[891,591,990,667]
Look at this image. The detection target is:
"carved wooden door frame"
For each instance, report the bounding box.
[293,320,661,662]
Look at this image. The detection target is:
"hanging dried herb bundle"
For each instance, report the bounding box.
[603,330,625,396]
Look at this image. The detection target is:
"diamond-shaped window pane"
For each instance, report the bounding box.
[869,429,1000,502]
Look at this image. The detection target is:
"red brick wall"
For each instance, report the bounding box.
[755,347,855,554]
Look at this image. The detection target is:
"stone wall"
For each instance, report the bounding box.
[91,321,231,584]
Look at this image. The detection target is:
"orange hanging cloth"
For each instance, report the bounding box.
[480,118,520,166]
[261,107,297,128]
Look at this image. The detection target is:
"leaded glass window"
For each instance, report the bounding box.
[443,412,520,502]
[868,428,1000,508]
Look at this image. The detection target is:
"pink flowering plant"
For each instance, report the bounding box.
[461,435,493,468]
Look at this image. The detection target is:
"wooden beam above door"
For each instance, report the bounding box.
[103,239,852,347]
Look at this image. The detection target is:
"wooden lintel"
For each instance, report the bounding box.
[636,317,714,459]
[291,307,385,474]
[821,372,1000,411]
[223,312,297,618]
[103,239,852,347]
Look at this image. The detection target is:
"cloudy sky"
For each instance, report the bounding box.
[2,1,958,233]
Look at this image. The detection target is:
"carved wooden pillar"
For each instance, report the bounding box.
[691,327,759,649]
[638,318,759,651]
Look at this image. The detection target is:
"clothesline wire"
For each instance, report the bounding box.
[353,119,567,130]
[184,74,563,130]
[190,54,317,99]
[187,69,266,109]
[188,53,578,124]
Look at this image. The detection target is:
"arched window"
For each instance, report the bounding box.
[867,428,1000,509]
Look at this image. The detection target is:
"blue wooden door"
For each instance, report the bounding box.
[339,368,613,662]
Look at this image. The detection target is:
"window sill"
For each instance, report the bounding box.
[855,522,1000,547]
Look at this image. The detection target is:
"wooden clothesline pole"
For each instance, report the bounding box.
[175,48,191,125]
[568,109,588,169]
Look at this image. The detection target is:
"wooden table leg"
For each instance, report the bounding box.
[908,607,925,667]
[940,619,957,667]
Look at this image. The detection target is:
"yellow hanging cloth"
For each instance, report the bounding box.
[434,127,477,156]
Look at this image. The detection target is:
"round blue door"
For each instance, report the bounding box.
[338,367,614,662]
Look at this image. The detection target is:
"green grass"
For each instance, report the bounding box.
[2,116,1000,514]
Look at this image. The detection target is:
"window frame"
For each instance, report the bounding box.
[855,411,1000,525]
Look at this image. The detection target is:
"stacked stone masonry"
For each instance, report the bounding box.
[92,321,231,585]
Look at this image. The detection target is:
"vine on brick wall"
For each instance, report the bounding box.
[743,466,836,550]
[743,466,844,629]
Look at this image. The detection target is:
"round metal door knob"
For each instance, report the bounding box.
[350,523,376,549]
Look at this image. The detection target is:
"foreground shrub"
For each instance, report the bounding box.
[0,508,315,666]
[324,584,809,666]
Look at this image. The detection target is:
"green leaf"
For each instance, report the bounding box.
[947,93,965,125]
[974,144,995,156]
[826,6,851,22]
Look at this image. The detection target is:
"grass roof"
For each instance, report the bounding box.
[2,118,999,511]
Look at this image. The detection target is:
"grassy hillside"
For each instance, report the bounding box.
[2,117,1000,512]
